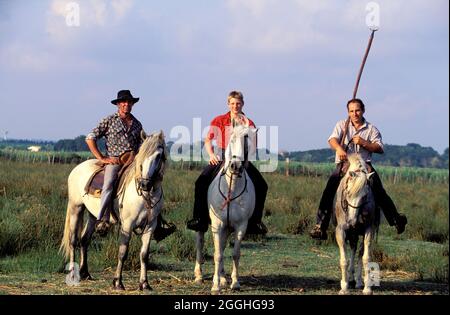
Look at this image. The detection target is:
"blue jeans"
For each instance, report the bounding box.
[97,164,121,221]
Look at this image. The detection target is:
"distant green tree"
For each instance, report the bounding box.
[54,135,105,152]
[285,143,447,169]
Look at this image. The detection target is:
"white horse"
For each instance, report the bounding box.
[194,123,258,293]
[60,131,167,291]
[334,154,379,295]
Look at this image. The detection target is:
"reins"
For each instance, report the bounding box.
[120,144,166,235]
[216,126,250,228]
[218,163,248,227]
[341,169,369,214]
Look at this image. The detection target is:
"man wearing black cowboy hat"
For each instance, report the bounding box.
[86,90,176,241]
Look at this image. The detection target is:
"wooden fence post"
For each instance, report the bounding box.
[285,157,290,176]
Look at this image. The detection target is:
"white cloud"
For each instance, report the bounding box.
[111,0,134,20]
[223,0,448,55]
[0,43,51,72]
[46,0,134,42]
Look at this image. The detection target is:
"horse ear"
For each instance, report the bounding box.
[367,172,375,180]
[240,114,249,127]
[141,130,147,141]
[159,130,165,139]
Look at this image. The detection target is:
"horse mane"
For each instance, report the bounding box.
[119,131,167,193]
[346,154,369,197]
[232,124,250,138]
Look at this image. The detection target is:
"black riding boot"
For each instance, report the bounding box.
[153,214,177,242]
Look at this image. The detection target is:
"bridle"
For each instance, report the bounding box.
[341,169,369,214]
[217,134,249,227]
[135,145,166,229]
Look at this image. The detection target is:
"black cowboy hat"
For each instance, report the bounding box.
[111,90,140,105]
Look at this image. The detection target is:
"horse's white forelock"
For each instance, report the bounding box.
[120,131,166,192]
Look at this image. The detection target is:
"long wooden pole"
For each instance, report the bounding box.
[340,29,377,149]
[353,29,377,99]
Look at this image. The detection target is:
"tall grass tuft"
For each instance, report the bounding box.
[165,229,196,261]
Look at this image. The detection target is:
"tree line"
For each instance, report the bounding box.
[1,137,448,169]
[288,143,449,169]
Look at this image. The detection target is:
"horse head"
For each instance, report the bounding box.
[342,154,374,227]
[224,123,257,176]
[135,130,167,192]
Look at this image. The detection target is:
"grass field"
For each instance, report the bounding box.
[0,159,448,295]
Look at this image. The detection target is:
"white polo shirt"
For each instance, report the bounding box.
[328,118,384,164]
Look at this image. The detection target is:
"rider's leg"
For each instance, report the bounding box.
[96,164,121,234]
[187,163,223,232]
[245,162,268,235]
[368,167,407,234]
[310,165,342,240]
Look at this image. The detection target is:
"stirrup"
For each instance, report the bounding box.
[309,225,327,240]
[153,222,177,242]
[186,218,208,232]
[95,220,111,237]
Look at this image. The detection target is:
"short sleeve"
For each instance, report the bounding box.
[328,120,345,143]
[207,117,221,141]
[369,125,384,151]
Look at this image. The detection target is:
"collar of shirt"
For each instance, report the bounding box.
[349,118,368,135]
[114,112,137,132]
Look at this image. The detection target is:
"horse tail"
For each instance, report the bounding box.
[59,203,72,260]
[59,202,84,261]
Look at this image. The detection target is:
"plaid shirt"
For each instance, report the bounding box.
[86,112,143,157]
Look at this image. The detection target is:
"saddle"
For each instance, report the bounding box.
[84,151,135,198]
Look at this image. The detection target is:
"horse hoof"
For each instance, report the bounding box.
[80,272,93,281]
[339,289,349,295]
[194,277,203,284]
[363,288,373,295]
[230,282,241,291]
[211,288,220,295]
[112,279,125,291]
[139,281,153,291]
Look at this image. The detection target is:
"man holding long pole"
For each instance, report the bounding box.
[309,30,407,240]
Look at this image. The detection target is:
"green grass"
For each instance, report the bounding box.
[0,159,448,294]
[0,234,447,295]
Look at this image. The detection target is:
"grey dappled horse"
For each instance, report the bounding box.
[334,153,379,295]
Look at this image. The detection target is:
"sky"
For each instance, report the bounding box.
[0,0,448,153]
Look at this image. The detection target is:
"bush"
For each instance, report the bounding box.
[166,229,196,261]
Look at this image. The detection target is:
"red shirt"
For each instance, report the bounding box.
[207,112,256,149]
